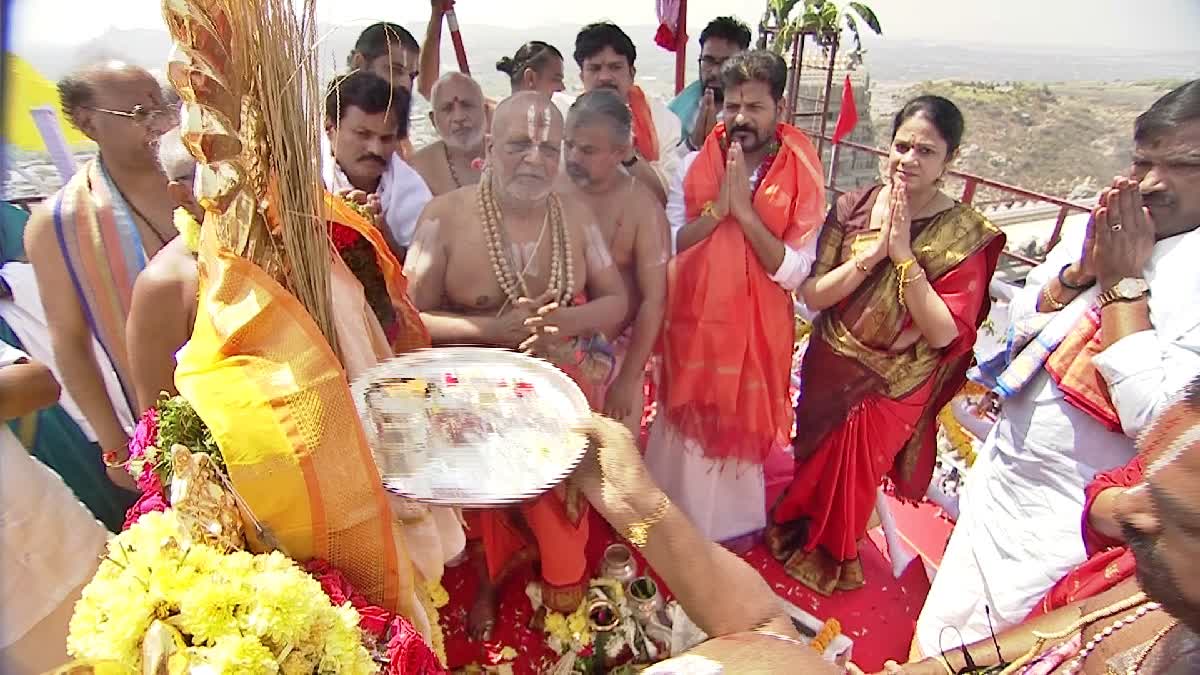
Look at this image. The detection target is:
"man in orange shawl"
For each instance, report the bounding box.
[644,50,825,547]
[567,22,681,205]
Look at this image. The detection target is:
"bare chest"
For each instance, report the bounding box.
[443,215,587,312]
[578,191,637,269]
[418,148,482,197]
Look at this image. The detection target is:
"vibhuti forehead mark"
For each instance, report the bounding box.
[527,104,552,144]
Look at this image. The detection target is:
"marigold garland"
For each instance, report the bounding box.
[938,404,978,466]
[173,207,201,254]
[810,617,842,654]
[67,511,377,673]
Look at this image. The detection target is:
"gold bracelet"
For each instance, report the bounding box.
[626,494,671,548]
[895,259,924,305]
[595,427,672,549]
[1041,283,1066,311]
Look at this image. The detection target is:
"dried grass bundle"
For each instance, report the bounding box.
[214,0,335,353]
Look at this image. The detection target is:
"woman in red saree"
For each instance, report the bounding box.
[767,96,1005,595]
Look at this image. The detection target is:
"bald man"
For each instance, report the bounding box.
[24,61,178,491]
[404,91,628,638]
[410,72,487,196]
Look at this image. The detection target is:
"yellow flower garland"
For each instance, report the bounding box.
[938,404,978,466]
[67,510,377,674]
[173,207,201,254]
[417,580,448,667]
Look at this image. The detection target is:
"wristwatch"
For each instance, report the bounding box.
[1097,277,1149,307]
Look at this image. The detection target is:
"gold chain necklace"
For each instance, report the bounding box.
[477,170,574,309]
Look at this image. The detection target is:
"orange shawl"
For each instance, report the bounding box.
[324,192,430,354]
[1046,307,1121,432]
[660,123,825,463]
[627,85,660,162]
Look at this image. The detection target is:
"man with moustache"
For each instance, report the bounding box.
[568,22,681,204]
[404,91,627,639]
[669,16,752,154]
[322,71,431,262]
[645,50,825,546]
[24,61,179,492]
[916,79,1200,654]
[561,89,670,434]
[410,72,487,196]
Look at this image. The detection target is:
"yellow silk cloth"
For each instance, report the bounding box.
[174,229,414,618]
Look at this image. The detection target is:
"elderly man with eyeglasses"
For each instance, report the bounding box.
[23,61,178,494]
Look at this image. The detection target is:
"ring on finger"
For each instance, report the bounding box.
[1111,223,1123,232]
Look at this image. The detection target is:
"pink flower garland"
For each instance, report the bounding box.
[122,409,168,529]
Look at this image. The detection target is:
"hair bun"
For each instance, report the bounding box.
[496,56,515,75]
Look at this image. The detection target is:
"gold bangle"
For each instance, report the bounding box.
[626,494,671,548]
[895,259,924,305]
[1041,283,1066,311]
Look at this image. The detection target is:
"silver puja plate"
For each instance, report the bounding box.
[351,347,591,508]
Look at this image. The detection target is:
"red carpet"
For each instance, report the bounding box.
[440,374,949,671]
[440,506,943,672]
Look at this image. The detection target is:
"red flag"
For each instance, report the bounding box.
[831,75,859,144]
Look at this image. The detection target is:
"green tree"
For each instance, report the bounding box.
[767,0,882,59]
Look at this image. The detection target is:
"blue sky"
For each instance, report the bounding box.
[9,0,1199,52]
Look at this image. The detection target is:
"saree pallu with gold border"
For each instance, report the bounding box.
[175,229,416,621]
[768,185,1004,595]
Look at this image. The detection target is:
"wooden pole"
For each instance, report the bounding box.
[674,0,689,95]
[815,38,839,160]
[444,4,470,74]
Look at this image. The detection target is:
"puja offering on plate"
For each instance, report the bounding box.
[352,347,591,507]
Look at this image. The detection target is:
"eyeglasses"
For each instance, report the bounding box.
[83,104,178,127]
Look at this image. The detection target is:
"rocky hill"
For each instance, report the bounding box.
[877,80,1183,203]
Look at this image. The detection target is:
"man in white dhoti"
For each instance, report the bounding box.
[322,71,432,262]
[916,79,1200,655]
